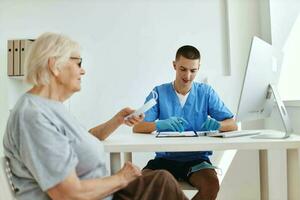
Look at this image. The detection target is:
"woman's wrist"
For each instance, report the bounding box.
[114,173,128,189]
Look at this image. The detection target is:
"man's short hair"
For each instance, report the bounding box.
[175,45,201,60]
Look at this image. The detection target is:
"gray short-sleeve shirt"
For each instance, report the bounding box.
[3,93,112,200]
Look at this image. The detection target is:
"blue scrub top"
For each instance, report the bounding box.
[144,82,234,161]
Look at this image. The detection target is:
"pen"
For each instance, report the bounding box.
[182,120,198,136]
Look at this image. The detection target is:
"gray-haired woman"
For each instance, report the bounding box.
[3,32,187,200]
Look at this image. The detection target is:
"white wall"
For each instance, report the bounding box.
[270,0,300,100]
[265,2,300,199]
[68,0,232,128]
[0,0,240,148]
[269,0,300,49]
[0,0,278,199]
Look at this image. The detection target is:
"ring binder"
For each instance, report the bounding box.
[7,39,34,77]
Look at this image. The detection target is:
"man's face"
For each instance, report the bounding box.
[173,56,200,88]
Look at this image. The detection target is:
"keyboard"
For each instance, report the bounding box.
[204,130,261,138]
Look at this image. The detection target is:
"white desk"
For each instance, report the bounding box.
[103,130,300,200]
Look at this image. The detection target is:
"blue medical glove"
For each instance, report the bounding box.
[201,118,221,131]
[155,117,188,132]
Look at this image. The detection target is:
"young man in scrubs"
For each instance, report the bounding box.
[133,45,238,200]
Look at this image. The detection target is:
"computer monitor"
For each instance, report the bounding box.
[236,36,293,139]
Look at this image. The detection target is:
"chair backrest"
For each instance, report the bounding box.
[0,156,16,200]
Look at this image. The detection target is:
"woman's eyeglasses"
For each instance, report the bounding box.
[70,57,82,68]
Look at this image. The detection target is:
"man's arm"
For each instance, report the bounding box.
[133,121,156,134]
[219,118,238,132]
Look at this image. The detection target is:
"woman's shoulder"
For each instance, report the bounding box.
[9,94,44,123]
[11,93,64,122]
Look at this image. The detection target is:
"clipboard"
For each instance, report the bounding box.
[156,131,198,138]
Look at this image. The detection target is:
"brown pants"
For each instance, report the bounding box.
[113,169,188,200]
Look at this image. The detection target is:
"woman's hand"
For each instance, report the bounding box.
[116,161,142,187]
[115,107,144,127]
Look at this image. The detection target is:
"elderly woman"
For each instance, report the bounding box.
[3,33,187,200]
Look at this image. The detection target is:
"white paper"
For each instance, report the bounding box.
[156,131,197,137]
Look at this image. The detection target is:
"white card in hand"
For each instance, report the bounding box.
[125,99,156,120]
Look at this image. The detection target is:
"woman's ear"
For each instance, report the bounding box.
[48,57,60,76]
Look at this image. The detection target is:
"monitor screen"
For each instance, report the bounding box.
[235,36,292,138]
[236,36,282,122]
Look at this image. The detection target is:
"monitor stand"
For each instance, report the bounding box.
[252,84,293,139]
